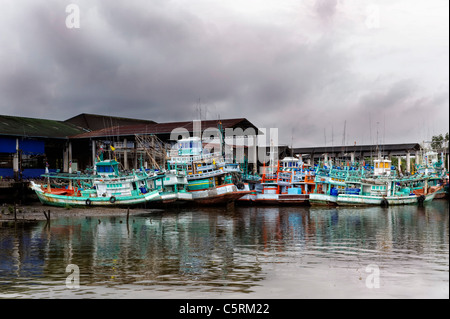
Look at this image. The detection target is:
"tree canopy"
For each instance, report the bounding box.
[431,132,449,150]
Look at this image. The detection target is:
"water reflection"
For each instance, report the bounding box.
[0,201,448,298]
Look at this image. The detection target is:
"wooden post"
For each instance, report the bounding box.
[123,138,128,170]
[126,207,130,234]
[43,210,51,222]
[406,151,411,174]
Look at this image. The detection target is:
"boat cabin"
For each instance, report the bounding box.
[280,157,303,171]
[373,158,392,176]
[95,160,120,177]
[175,137,203,156]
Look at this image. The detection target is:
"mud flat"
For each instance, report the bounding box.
[0,202,164,222]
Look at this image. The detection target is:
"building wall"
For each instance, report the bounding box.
[0,136,66,179]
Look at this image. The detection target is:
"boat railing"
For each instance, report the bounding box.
[169,152,223,164]
[304,173,315,183]
[243,174,261,182]
[262,174,277,183]
[194,164,215,171]
[186,169,225,180]
[292,175,304,183]
[278,171,292,180]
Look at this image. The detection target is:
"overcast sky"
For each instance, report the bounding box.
[0,0,448,146]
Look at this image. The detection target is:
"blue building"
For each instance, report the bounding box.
[0,115,86,179]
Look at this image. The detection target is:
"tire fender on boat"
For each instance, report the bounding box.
[418,195,425,205]
[110,196,116,204]
[85,198,92,206]
[236,182,245,190]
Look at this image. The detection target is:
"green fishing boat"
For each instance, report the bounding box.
[30,160,162,207]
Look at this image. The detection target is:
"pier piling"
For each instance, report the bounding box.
[43,210,51,222]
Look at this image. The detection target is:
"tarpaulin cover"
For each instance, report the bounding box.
[19,139,45,154]
[0,137,17,153]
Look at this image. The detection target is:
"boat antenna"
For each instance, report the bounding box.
[369,112,373,164]
[376,121,380,159]
[291,127,294,157]
[342,120,346,146]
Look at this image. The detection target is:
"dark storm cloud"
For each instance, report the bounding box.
[0,0,448,146]
[0,0,350,122]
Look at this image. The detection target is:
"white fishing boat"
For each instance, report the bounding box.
[336,174,441,206]
[154,168,193,203]
[167,137,250,205]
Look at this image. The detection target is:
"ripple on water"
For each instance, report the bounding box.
[0,203,448,298]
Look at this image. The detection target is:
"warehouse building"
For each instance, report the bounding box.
[68,116,261,172]
[1,113,262,179]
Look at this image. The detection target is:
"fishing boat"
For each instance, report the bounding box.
[309,158,376,206]
[238,157,314,205]
[415,150,447,199]
[444,173,450,199]
[167,137,250,205]
[236,172,261,203]
[335,162,441,206]
[309,165,351,206]
[154,168,193,204]
[30,159,162,207]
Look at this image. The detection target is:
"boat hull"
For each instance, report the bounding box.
[152,191,194,205]
[308,193,338,206]
[31,182,161,207]
[336,190,438,206]
[189,184,250,205]
[237,193,309,205]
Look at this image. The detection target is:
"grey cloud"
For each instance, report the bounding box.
[314,0,339,21]
[0,0,447,147]
[359,79,417,111]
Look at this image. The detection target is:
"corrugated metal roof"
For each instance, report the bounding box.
[0,115,86,139]
[65,113,156,131]
[293,143,421,154]
[70,118,261,139]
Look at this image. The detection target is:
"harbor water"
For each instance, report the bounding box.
[0,200,448,299]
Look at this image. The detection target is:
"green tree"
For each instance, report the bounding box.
[431,132,449,150]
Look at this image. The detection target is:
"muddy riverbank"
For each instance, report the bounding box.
[0,202,164,221]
